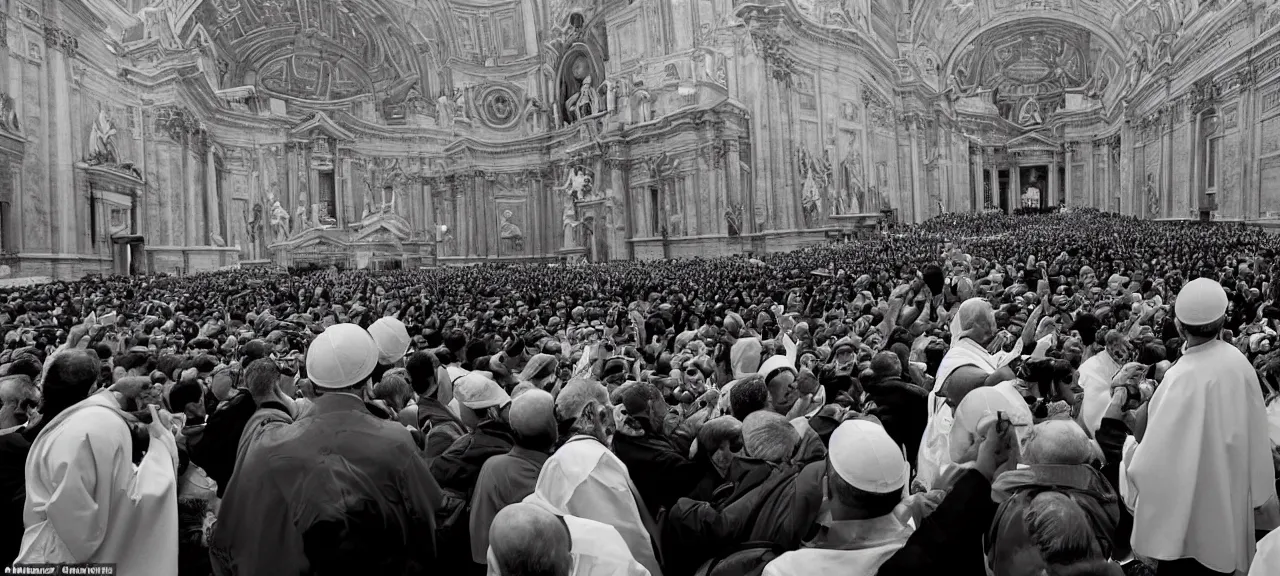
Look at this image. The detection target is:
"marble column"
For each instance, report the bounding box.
[971,148,982,213]
[907,117,922,223]
[185,145,198,246]
[48,28,75,254]
[1064,145,1073,208]
[725,139,743,231]
[206,147,220,244]
[1049,156,1059,208]
[1009,155,1020,215]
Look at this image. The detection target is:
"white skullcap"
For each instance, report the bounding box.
[306,323,379,389]
[828,419,908,493]
[949,384,1033,464]
[368,316,411,364]
[1174,277,1228,326]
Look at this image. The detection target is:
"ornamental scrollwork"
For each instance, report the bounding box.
[748,23,797,87]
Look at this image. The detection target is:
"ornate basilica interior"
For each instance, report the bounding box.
[0,0,1276,278]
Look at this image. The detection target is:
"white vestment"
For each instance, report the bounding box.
[918,338,1003,489]
[1077,351,1122,435]
[18,392,179,576]
[1124,340,1278,573]
[533,435,662,576]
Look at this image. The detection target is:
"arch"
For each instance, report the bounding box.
[555,42,606,123]
[942,13,1126,82]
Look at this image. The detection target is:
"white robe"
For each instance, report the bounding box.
[1077,351,1121,435]
[918,338,1002,489]
[18,392,179,576]
[1252,528,1280,576]
[1124,340,1278,574]
[533,435,662,576]
[487,495,651,576]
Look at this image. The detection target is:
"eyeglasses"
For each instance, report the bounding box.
[685,368,703,377]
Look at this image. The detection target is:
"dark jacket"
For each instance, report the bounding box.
[430,419,515,494]
[864,376,928,470]
[986,464,1121,574]
[0,423,43,569]
[210,394,441,576]
[662,460,825,576]
[614,432,705,517]
[1096,416,1135,560]
[414,397,469,459]
[189,390,256,497]
[878,468,995,576]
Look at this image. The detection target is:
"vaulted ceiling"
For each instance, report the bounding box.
[185,0,536,106]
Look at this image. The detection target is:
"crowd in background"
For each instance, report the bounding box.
[0,208,1276,576]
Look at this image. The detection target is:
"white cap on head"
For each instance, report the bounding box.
[368,316,411,365]
[305,323,379,389]
[828,419,908,494]
[455,372,512,411]
[1174,277,1228,326]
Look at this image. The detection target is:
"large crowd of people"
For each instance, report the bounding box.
[0,208,1277,576]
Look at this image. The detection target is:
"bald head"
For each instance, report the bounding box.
[489,503,572,576]
[1022,420,1100,465]
[510,389,557,451]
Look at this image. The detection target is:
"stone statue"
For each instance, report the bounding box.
[269,201,290,242]
[210,232,226,247]
[1146,173,1159,217]
[567,76,600,122]
[604,79,617,113]
[436,93,454,127]
[294,193,310,232]
[725,204,742,237]
[632,82,654,123]
[523,97,548,134]
[555,166,593,200]
[839,150,865,215]
[88,108,118,165]
[500,209,524,251]
[454,88,469,120]
[557,166,592,249]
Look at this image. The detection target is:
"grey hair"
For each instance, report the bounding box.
[1025,492,1102,566]
[1022,420,1103,466]
[554,378,609,423]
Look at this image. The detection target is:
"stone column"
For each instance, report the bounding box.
[206,147,220,244]
[986,151,997,211]
[907,115,922,223]
[1009,154,1020,214]
[185,143,198,246]
[725,139,742,230]
[1049,155,1059,209]
[971,147,982,213]
[46,24,75,254]
[1064,145,1074,208]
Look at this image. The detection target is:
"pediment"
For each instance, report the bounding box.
[290,112,355,142]
[353,219,410,243]
[1006,131,1060,151]
[292,228,350,248]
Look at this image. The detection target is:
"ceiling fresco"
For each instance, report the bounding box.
[950,20,1107,100]
[194,0,449,104]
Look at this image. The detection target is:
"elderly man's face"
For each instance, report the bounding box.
[766,370,800,413]
[0,378,37,429]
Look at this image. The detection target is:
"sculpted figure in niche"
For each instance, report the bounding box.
[632,81,654,123]
[454,88,469,120]
[270,201,290,242]
[500,210,524,252]
[838,149,864,215]
[295,192,310,232]
[437,93,454,127]
[567,76,599,122]
[88,108,118,165]
[523,97,548,134]
[603,79,616,113]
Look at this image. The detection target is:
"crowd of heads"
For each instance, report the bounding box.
[2,207,1280,576]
